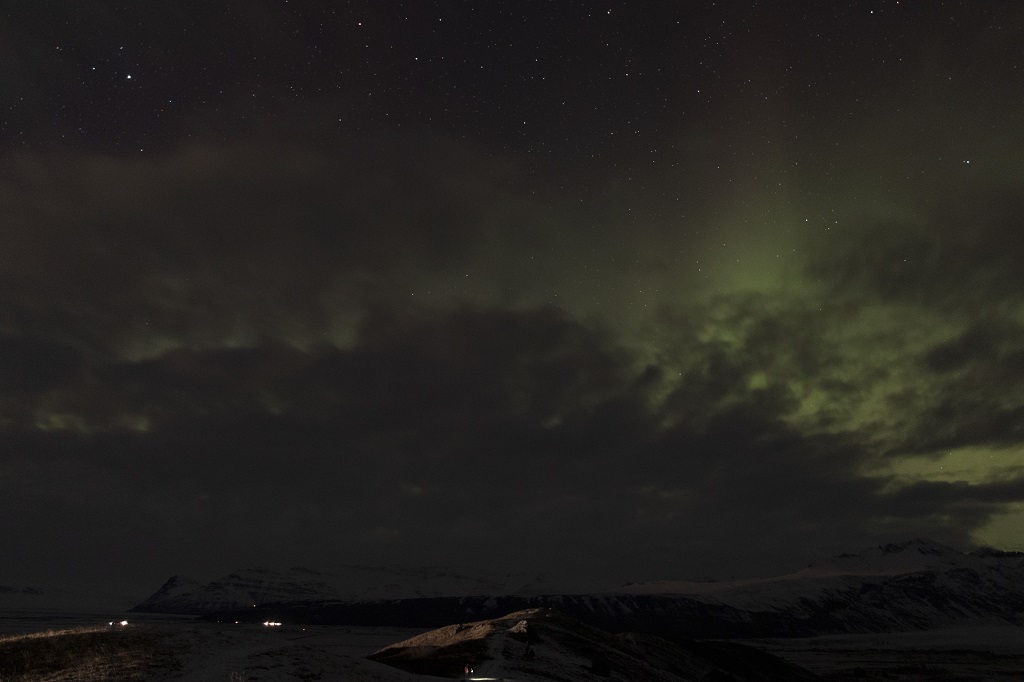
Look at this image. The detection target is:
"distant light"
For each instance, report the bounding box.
[263,621,282,627]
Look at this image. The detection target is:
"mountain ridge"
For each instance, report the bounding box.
[130,563,549,615]
[131,538,1024,637]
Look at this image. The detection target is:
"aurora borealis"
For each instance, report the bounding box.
[2,1,1024,595]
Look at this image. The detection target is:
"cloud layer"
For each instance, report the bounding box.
[2,2,1023,595]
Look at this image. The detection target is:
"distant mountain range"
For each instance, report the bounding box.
[131,539,1024,637]
[130,564,560,615]
[0,585,44,609]
[0,583,135,611]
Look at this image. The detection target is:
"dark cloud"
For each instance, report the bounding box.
[862,318,1024,455]
[5,299,1019,589]
[899,399,1024,455]
[805,191,1024,310]
[0,335,82,396]
[0,129,531,357]
[922,322,1009,374]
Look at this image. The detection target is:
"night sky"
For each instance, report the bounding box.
[3,1,1024,598]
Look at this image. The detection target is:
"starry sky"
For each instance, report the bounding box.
[3,1,1024,598]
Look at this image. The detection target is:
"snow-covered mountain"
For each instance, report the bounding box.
[134,539,1024,637]
[607,538,1024,634]
[369,607,816,681]
[131,564,540,615]
[616,539,1001,598]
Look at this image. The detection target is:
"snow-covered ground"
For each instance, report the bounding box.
[744,625,1024,680]
[145,621,438,681]
[0,610,437,681]
[3,608,1022,681]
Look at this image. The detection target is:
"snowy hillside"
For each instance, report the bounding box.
[616,539,1003,596]
[132,565,541,615]
[609,539,1024,634]
[134,539,1024,637]
[369,607,815,681]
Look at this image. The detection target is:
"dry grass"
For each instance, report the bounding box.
[0,625,176,681]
